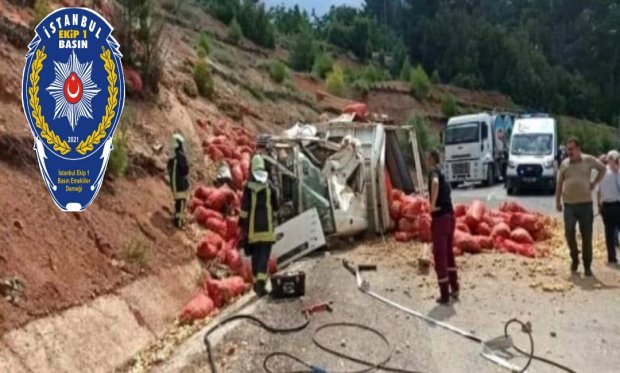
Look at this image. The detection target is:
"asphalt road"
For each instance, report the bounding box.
[451,182,559,215]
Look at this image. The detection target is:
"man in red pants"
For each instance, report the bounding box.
[427,150,459,304]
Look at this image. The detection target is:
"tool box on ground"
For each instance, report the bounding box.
[270,271,305,299]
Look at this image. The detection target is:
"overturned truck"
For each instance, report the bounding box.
[262,114,424,249]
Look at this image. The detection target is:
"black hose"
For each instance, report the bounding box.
[504,319,577,373]
[203,313,310,373]
[205,314,423,373]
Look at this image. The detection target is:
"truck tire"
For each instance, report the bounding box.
[484,166,495,187]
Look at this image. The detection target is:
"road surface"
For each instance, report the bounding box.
[142,183,619,373]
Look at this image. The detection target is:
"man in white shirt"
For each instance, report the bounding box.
[597,150,620,264]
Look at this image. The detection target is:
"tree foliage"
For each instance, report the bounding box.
[410,65,431,99]
[326,64,346,97]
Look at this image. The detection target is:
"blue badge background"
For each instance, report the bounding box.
[22,7,125,211]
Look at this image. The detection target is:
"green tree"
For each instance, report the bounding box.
[228,17,242,44]
[193,60,214,98]
[289,32,315,72]
[326,64,346,97]
[400,57,412,81]
[410,65,431,99]
[269,60,288,84]
[441,95,458,118]
[313,53,334,80]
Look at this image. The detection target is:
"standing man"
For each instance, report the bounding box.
[597,150,620,265]
[239,155,279,297]
[555,138,606,276]
[427,149,459,304]
[167,134,190,229]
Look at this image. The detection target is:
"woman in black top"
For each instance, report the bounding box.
[427,150,459,304]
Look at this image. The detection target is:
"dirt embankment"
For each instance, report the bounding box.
[0,0,321,337]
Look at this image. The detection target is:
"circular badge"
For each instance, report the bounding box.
[22,7,125,211]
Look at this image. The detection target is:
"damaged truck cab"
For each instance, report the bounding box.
[262,114,420,240]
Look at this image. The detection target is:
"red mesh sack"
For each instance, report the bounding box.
[390,189,405,202]
[455,231,482,254]
[235,260,254,283]
[499,201,527,213]
[517,244,536,258]
[196,239,219,261]
[390,201,402,221]
[205,187,236,212]
[207,145,225,161]
[401,197,428,219]
[225,249,243,272]
[225,216,239,240]
[416,214,432,242]
[465,200,485,229]
[490,222,511,240]
[194,186,216,201]
[188,197,204,213]
[510,228,534,245]
[268,257,278,274]
[398,217,417,233]
[475,236,494,250]
[395,231,415,242]
[508,213,539,233]
[497,238,522,254]
[180,291,215,322]
[475,222,492,236]
[454,204,467,217]
[453,246,463,256]
[206,217,227,233]
[231,162,244,190]
[456,221,471,234]
[194,206,224,226]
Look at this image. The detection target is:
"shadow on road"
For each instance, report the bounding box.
[428,303,456,321]
[569,274,620,291]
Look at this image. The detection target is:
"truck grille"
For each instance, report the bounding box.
[451,162,470,175]
[517,164,542,178]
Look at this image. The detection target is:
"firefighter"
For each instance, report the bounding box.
[167,134,190,229]
[239,154,279,297]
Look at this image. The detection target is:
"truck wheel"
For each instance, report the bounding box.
[484,167,495,187]
[507,187,515,196]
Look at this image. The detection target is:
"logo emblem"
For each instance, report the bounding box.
[22,8,125,212]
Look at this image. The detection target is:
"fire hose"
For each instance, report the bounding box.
[203,262,577,373]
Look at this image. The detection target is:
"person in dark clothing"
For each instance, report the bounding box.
[427,149,459,304]
[167,134,190,229]
[239,154,279,297]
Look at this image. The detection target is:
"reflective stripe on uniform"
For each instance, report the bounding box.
[248,181,275,244]
[438,277,449,284]
[447,267,457,272]
[174,191,188,199]
[256,273,267,281]
[239,210,248,219]
[171,159,177,193]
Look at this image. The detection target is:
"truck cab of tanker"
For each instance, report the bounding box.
[505,115,557,195]
[443,112,511,187]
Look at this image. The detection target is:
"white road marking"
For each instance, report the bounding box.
[486,185,502,202]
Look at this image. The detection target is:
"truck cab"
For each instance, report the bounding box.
[505,116,557,195]
[443,113,512,187]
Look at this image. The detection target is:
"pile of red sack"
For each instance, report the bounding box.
[391,190,551,259]
[180,119,278,323]
[201,119,255,190]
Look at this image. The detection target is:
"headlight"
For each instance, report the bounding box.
[544,159,555,169]
[508,160,516,169]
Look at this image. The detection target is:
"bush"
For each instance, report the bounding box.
[400,57,412,81]
[122,240,150,268]
[431,70,441,84]
[410,65,431,99]
[441,95,458,118]
[269,60,288,83]
[194,60,214,98]
[115,0,165,94]
[108,125,129,178]
[197,33,210,57]
[228,17,242,44]
[352,79,371,96]
[363,64,390,83]
[290,32,315,72]
[312,53,334,80]
[31,0,50,28]
[326,64,346,97]
[404,115,439,173]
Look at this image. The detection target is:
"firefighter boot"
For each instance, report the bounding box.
[436,279,450,305]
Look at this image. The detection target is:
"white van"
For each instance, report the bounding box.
[505,117,557,195]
